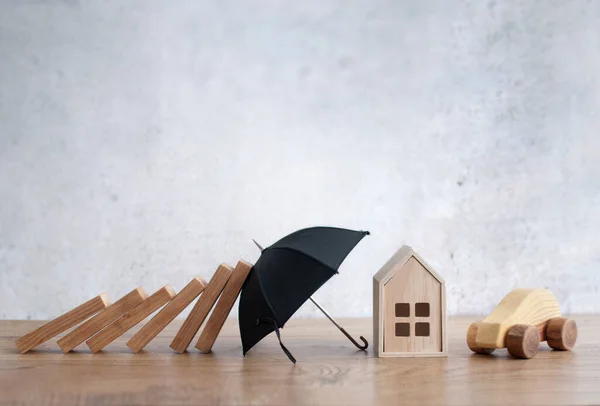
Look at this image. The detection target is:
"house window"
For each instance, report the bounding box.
[395,303,410,317]
[394,302,431,338]
[415,322,430,337]
[415,302,430,317]
[395,322,410,337]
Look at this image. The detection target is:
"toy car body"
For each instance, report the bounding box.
[466,288,577,359]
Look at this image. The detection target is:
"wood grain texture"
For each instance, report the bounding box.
[381,257,444,356]
[373,246,446,357]
[15,294,110,353]
[466,322,495,354]
[0,316,597,406]
[547,317,578,350]
[195,260,252,353]
[475,288,562,349]
[127,278,207,353]
[86,285,176,353]
[170,264,233,353]
[506,324,540,359]
[57,288,148,353]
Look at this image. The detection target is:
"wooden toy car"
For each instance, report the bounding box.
[466,288,577,359]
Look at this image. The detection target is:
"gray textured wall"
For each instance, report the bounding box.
[1,1,599,320]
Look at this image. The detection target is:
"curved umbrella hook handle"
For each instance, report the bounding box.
[340,327,369,350]
[309,297,369,351]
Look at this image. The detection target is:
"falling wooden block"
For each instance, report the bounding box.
[86,285,177,353]
[57,287,148,353]
[196,260,252,353]
[127,277,207,353]
[15,294,110,353]
[170,264,233,353]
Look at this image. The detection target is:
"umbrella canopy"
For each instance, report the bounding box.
[238,226,369,362]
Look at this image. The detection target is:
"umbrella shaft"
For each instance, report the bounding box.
[309,297,342,330]
[311,297,369,351]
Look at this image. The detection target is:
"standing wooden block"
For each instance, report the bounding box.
[127,277,207,353]
[86,285,176,353]
[57,287,148,353]
[196,260,252,353]
[170,264,233,353]
[15,294,110,353]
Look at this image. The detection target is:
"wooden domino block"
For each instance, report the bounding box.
[127,277,207,353]
[57,287,148,353]
[86,285,176,353]
[170,264,233,353]
[195,260,252,353]
[15,294,110,353]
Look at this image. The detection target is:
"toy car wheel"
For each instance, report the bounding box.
[546,318,577,351]
[506,324,540,359]
[466,322,495,354]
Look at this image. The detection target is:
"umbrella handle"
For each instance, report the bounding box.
[339,327,369,351]
[309,297,369,351]
[256,318,297,364]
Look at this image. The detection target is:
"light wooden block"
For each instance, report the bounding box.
[170,264,233,353]
[127,277,207,353]
[195,260,252,353]
[57,287,148,353]
[86,285,176,353]
[15,294,110,353]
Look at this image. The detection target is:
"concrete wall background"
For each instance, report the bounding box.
[1,0,599,320]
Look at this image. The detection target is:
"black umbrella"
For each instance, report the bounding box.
[238,226,369,363]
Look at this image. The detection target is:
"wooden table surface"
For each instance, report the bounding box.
[1,316,599,405]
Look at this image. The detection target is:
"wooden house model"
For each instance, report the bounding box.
[373,245,447,357]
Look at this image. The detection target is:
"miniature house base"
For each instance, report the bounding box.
[373,245,447,358]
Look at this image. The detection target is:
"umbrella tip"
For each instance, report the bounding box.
[252,239,264,252]
[364,230,370,235]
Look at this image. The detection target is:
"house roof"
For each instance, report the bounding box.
[373,245,445,286]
